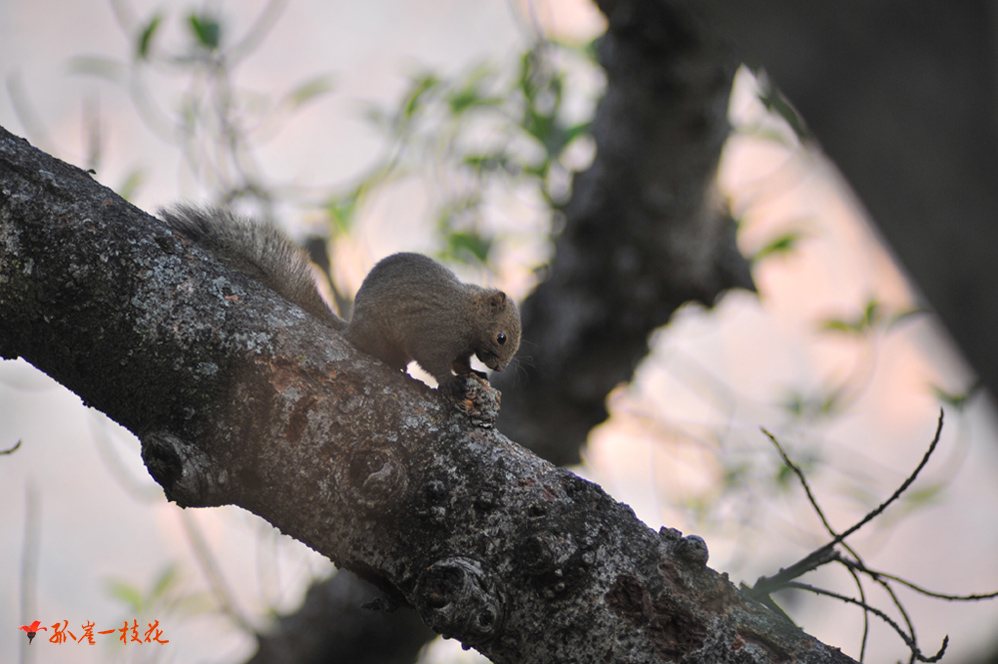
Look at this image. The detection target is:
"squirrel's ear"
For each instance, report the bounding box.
[487,291,507,308]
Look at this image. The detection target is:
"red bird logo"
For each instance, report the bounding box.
[18,620,47,644]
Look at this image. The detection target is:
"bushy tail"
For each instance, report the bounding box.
[160,205,346,329]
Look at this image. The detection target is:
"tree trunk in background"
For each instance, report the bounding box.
[705,0,998,401]
[493,0,753,466]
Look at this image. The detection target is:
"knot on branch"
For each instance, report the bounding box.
[338,440,409,514]
[676,535,709,568]
[517,529,585,599]
[519,531,579,575]
[451,374,501,427]
[414,557,506,645]
[141,432,225,508]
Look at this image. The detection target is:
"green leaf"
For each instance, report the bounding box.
[781,386,845,420]
[326,187,364,236]
[819,319,858,334]
[444,231,492,264]
[750,230,806,263]
[403,73,440,120]
[149,565,179,602]
[861,299,881,328]
[446,65,499,115]
[931,382,980,410]
[902,483,944,508]
[137,13,162,60]
[756,74,809,141]
[106,580,143,613]
[116,168,145,202]
[819,298,881,335]
[462,153,513,173]
[188,13,221,51]
[284,75,335,110]
[563,121,592,144]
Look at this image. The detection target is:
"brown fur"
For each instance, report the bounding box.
[161,207,521,393]
[345,253,521,393]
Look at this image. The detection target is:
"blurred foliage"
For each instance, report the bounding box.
[360,41,600,266]
[106,564,210,619]
[69,1,600,277]
[748,226,809,264]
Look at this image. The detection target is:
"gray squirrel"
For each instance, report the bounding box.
[160,206,521,394]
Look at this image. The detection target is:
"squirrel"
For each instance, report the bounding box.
[160,206,521,395]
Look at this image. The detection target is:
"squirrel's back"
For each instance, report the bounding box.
[346,253,469,358]
[346,252,521,389]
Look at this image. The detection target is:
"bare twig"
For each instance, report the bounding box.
[843,565,870,662]
[827,410,945,545]
[786,582,948,663]
[838,556,998,602]
[750,412,960,662]
[871,573,918,664]
[751,410,945,595]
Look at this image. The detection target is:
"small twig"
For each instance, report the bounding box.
[763,428,835,535]
[828,409,945,546]
[867,570,918,664]
[751,410,945,596]
[838,557,998,602]
[843,564,870,662]
[786,582,948,663]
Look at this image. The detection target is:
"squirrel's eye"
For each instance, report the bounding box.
[497,332,507,345]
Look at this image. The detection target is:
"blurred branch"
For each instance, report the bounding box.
[493,0,754,465]
[18,483,40,664]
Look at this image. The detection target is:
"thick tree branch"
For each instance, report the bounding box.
[494,0,752,466]
[1,125,853,662]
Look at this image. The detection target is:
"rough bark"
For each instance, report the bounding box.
[1,124,855,662]
[493,0,753,466]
